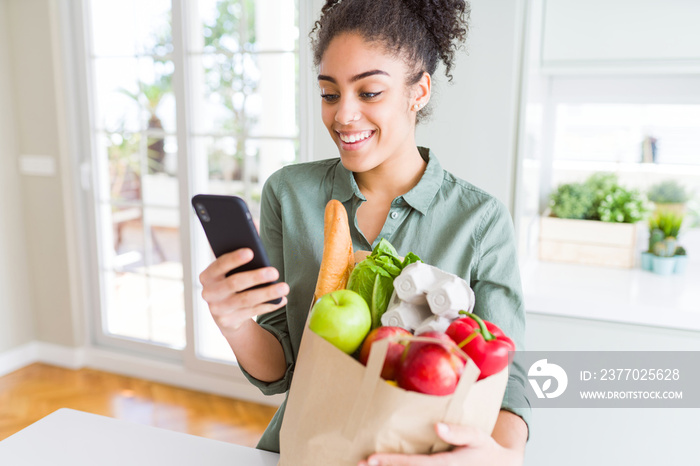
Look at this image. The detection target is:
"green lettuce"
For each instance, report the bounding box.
[347,238,422,330]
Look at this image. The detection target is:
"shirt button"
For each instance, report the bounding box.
[390,211,399,219]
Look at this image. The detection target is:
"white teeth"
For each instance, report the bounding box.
[339,131,372,143]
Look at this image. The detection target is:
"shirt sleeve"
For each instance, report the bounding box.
[237,171,296,396]
[471,198,532,438]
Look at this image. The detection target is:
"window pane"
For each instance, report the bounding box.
[554,104,700,165]
[103,271,185,349]
[192,0,256,53]
[256,138,297,187]
[138,57,177,135]
[148,276,186,348]
[144,210,182,273]
[251,0,298,52]
[104,271,149,340]
[110,206,145,273]
[191,0,297,54]
[193,136,295,213]
[93,58,142,132]
[249,53,298,139]
[96,132,143,204]
[93,56,175,135]
[195,135,241,185]
[190,53,249,135]
[90,0,171,57]
[143,197,183,277]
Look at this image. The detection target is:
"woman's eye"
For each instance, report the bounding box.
[361,91,382,100]
[321,94,339,103]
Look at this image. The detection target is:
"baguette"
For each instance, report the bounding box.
[314,200,355,300]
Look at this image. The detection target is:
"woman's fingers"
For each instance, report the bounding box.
[434,422,486,447]
[199,248,254,286]
[217,296,288,331]
[359,424,492,466]
[202,265,280,303]
[209,281,289,314]
[209,283,289,332]
[198,247,289,332]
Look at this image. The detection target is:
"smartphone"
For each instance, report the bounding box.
[192,194,281,304]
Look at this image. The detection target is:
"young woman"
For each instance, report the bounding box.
[199,0,530,464]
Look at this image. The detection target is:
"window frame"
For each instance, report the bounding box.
[63,0,310,376]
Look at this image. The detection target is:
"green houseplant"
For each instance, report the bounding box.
[647,180,691,216]
[655,209,683,239]
[647,180,691,203]
[641,217,665,271]
[674,246,689,275]
[651,237,678,275]
[647,210,687,275]
[549,182,594,220]
[541,173,650,268]
[549,173,648,223]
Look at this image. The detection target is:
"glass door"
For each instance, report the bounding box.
[82,0,299,367]
[185,0,299,365]
[87,0,185,358]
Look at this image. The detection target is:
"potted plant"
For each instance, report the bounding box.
[548,182,594,220]
[647,180,690,215]
[656,209,684,239]
[674,246,688,275]
[540,173,650,268]
[651,237,678,275]
[646,210,686,275]
[641,222,664,271]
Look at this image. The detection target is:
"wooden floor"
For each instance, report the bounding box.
[0,363,278,447]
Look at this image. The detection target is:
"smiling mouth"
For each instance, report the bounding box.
[337,130,375,144]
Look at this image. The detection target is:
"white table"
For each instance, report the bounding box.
[0,408,280,465]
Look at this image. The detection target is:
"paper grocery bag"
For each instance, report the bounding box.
[278,321,508,465]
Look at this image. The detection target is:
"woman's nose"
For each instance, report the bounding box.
[335,97,361,125]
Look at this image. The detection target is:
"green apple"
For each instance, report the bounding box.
[309,290,371,354]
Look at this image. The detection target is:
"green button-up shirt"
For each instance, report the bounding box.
[242,147,530,452]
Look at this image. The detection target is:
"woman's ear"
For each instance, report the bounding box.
[412,71,431,110]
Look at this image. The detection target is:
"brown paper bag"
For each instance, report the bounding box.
[278,320,508,465]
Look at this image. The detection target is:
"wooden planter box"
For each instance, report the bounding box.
[539,214,639,268]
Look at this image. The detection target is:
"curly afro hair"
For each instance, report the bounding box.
[310,0,471,122]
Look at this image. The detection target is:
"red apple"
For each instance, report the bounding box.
[358,326,412,381]
[413,330,454,346]
[396,331,466,396]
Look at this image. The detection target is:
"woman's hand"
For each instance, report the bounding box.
[199,248,289,335]
[358,411,527,466]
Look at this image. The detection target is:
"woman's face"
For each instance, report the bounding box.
[318,33,426,173]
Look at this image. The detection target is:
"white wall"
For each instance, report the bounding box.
[416,0,524,209]
[1,0,79,351]
[0,0,35,353]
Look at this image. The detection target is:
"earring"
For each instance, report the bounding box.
[413,103,422,111]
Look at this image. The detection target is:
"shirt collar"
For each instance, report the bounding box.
[331,159,364,202]
[402,147,443,215]
[330,147,443,214]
